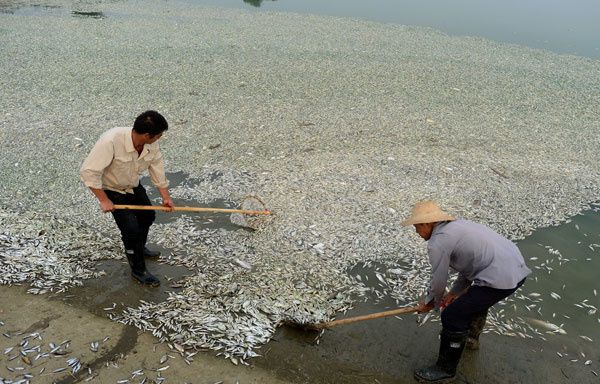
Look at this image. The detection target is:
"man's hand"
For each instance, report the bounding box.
[158,187,174,212]
[99,199,114,213]
[441,292,459,308]
[162,198,175,212]
[416,301,434,314]
[90,188,114,213]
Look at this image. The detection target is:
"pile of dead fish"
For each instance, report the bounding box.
[0,208,119,294]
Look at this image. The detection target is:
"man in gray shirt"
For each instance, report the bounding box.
[402,201,531,383]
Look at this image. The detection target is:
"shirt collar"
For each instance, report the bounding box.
[432,220,452,236]
[124,129,136,153]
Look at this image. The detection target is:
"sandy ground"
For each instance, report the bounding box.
[0,284,289,384]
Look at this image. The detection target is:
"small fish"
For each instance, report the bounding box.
[234,259,252,270]
[526,318,567,334]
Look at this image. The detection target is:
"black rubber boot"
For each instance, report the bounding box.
[141,230,161,258]
[466,311,487,350]
[414,329,467,383]
[143,247,161,258]
[125,249,160,287]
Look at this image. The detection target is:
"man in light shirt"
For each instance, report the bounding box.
[80,110,174,287]
[402,201,531,383]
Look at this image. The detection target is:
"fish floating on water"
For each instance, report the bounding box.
[525,318,567,335]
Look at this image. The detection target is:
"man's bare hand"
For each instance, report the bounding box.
[440,292,459,308]
[99,200,114,213]
[416,301,434,314]
[162,198,175,212]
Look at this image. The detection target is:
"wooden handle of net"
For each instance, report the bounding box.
[113,204,271,215]
[313,306,420,330]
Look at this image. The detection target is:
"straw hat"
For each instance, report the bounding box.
[401,200,455,227]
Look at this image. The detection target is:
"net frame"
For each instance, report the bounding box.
[229,195,271,230]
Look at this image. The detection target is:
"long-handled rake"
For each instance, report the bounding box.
[287,305,420,331]
[114,195,272,230]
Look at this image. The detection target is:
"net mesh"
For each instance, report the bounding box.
[229,195,271,230]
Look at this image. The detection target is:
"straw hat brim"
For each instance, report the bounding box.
[400,212,455,227]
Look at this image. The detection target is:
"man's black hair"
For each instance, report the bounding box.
[133,110,168,136]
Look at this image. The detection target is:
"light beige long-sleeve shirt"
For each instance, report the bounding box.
[80,126,169,194]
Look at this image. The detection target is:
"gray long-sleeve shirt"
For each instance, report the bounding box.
[425,219,531,307]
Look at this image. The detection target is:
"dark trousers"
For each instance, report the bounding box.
[105,184,155,253]
[441,278,525,333]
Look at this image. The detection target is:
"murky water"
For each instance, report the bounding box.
[186,0,600,59]
[514,205,600,356]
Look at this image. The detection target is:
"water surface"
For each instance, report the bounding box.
[189,0,600,59]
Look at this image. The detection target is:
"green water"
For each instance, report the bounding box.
[515,206,600,350]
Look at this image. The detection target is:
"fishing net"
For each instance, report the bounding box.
[230,195,272,230]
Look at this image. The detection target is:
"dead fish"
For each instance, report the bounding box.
[526,318,567,334]
[234,259,252,270]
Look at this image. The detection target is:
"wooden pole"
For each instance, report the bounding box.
[113,204,271,215]
[309,306,420,330]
